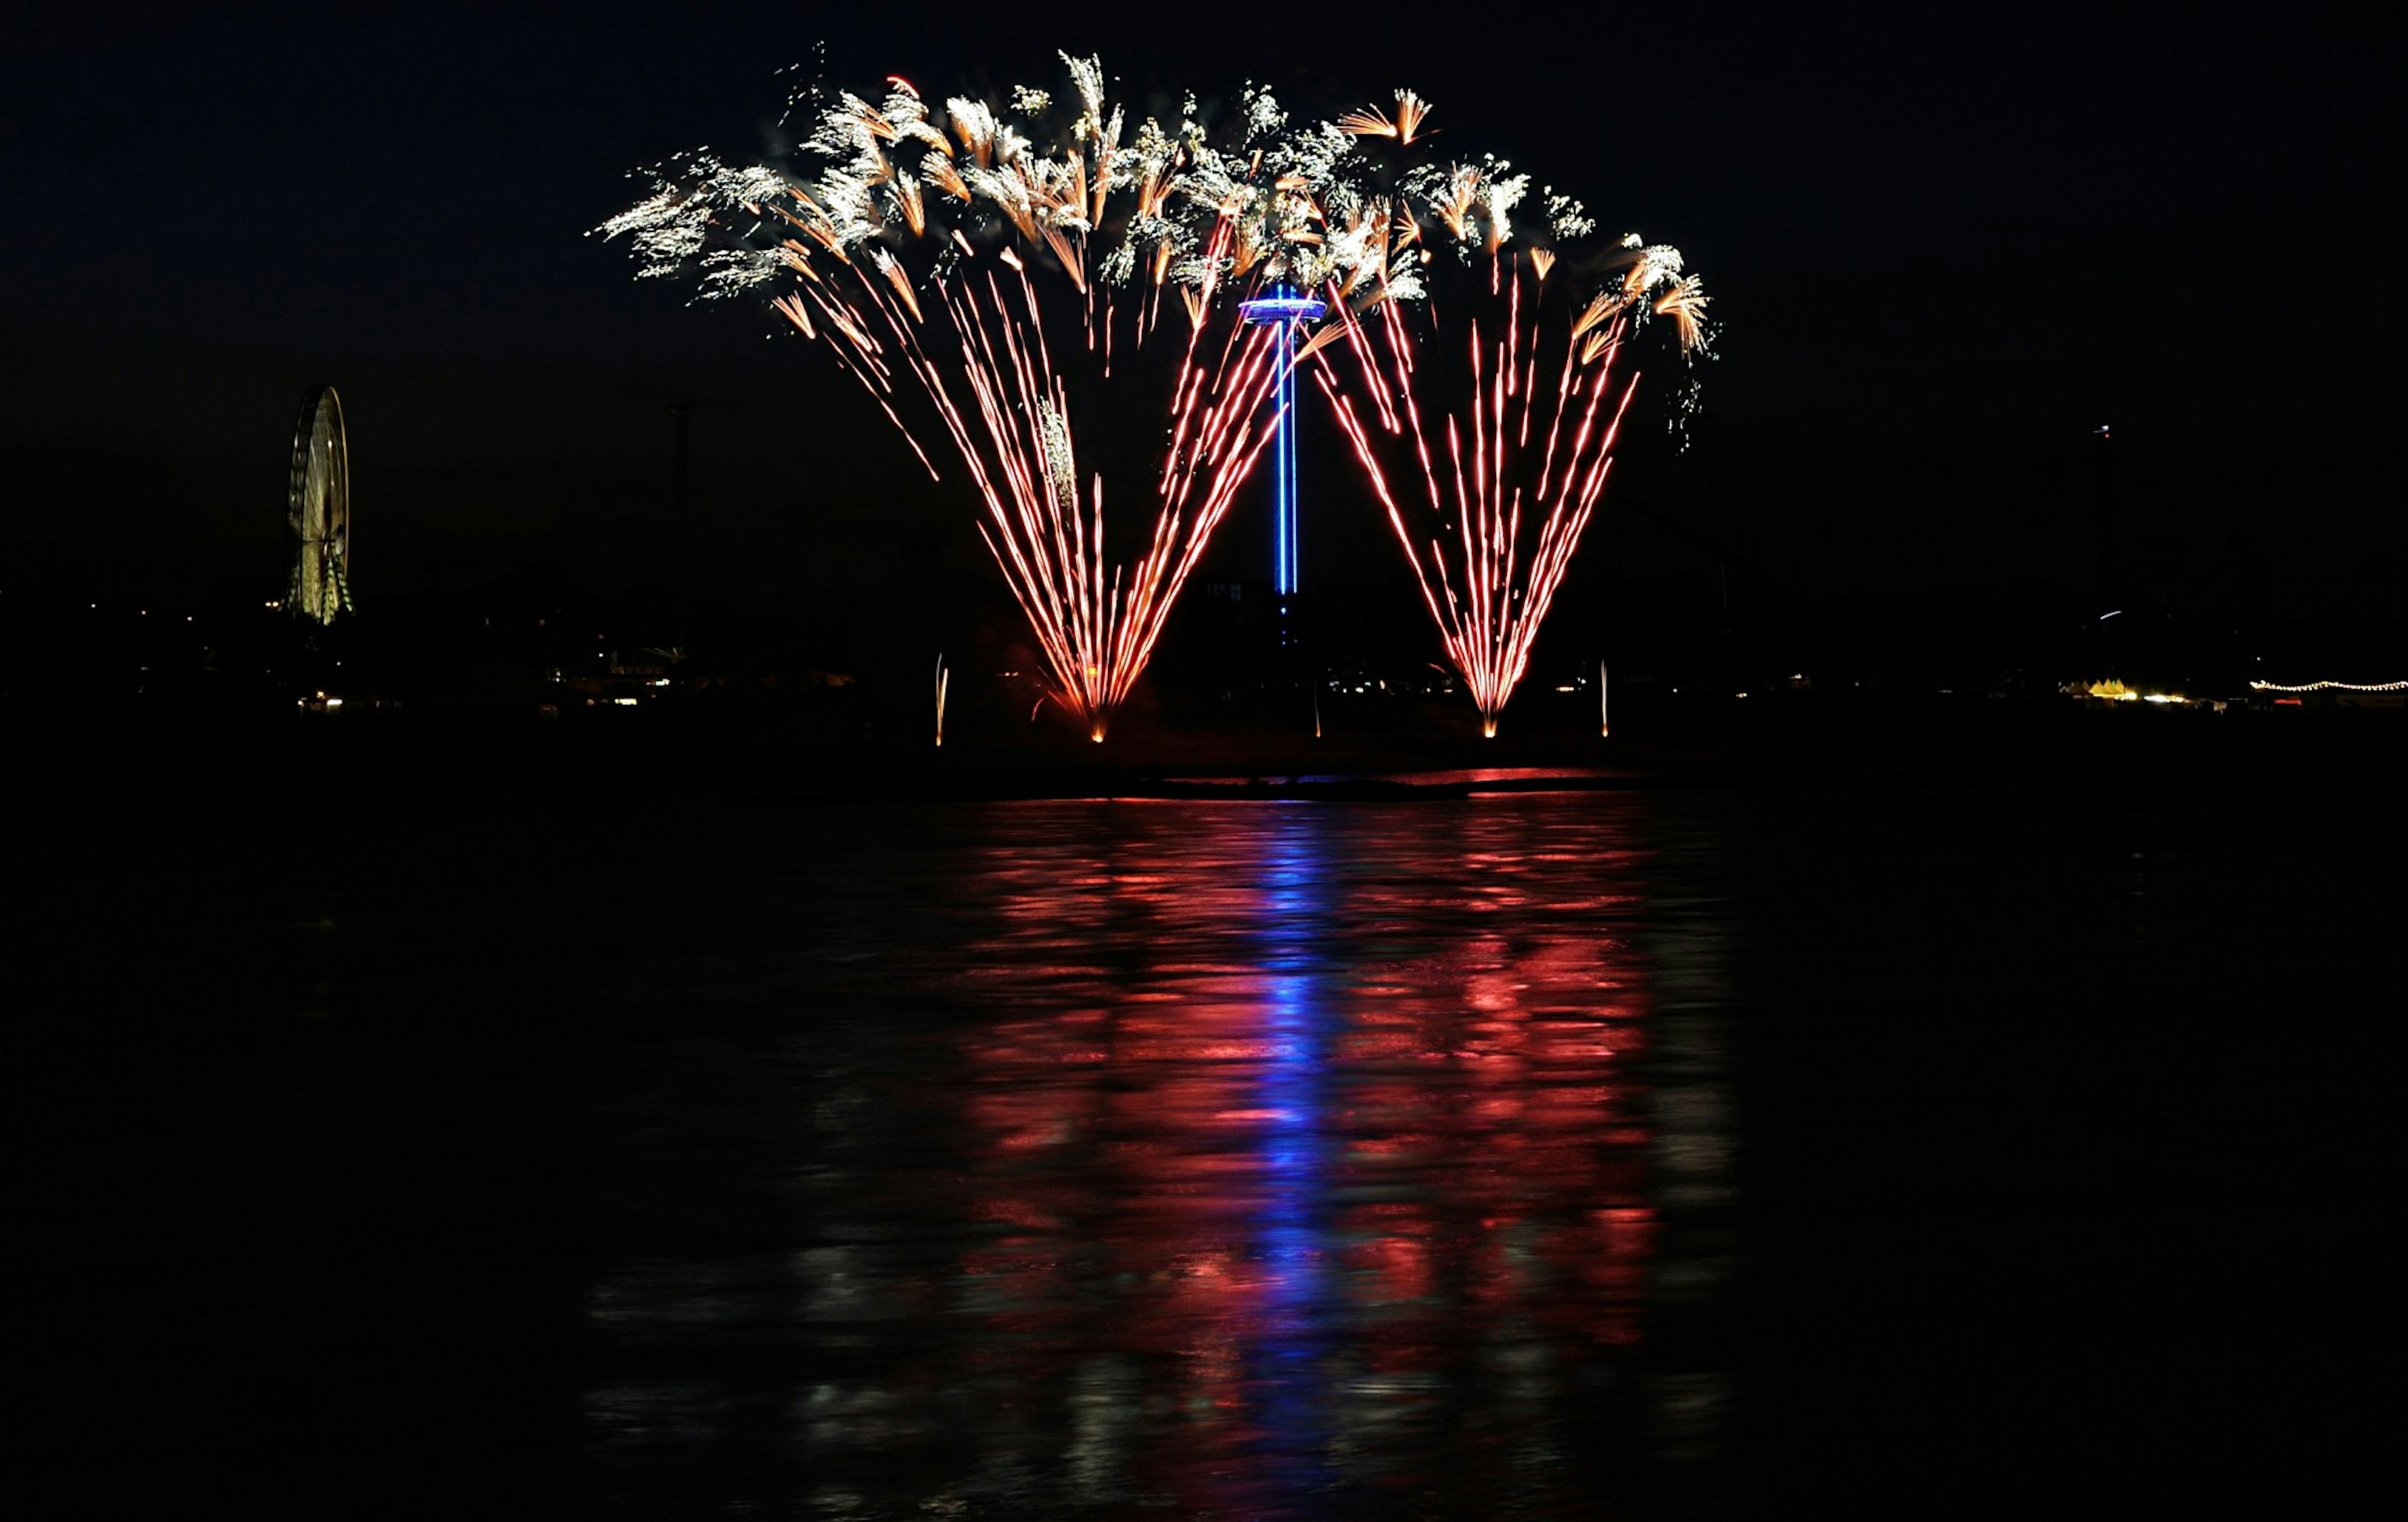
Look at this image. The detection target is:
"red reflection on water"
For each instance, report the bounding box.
[946,801,1658,1510]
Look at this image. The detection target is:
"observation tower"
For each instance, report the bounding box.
[1238,284,1326,645]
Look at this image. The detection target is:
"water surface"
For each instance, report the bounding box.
[564,797,1734,1518]
[18,764,2400,1516]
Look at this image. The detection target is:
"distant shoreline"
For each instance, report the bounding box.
[10,699,2395,816]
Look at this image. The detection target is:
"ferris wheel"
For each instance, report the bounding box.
[287,384,352,623]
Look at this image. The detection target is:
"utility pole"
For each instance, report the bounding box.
[2093,423,2115,613]
[2094,422,2116,674]
[670,401,691,662]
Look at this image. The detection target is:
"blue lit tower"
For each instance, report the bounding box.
[1238,284,1328,645]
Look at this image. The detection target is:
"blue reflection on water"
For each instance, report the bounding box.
[1253,804,1336,1483]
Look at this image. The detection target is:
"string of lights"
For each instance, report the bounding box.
[2249,679,2408,693]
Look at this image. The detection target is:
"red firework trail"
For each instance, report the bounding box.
[599,61,1335,744]
[786,223,1285,741]
[1314,255,1640,736]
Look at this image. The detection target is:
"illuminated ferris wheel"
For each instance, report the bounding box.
[286,384,352,624]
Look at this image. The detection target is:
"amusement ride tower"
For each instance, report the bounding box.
[1237,284,1326,650]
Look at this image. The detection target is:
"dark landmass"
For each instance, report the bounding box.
[12,684,2396,821]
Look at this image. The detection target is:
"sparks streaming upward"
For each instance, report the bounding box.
[1296,96,1713,736]
[600,57,1332,740]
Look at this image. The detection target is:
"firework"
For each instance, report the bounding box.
[1296,110,1710,736]
[601,58,1333,740]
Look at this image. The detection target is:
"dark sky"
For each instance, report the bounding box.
[4,0,2399,618]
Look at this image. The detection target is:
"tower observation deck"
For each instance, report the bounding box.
[1237,285,1328,610]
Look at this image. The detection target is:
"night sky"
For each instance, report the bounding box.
[5,1,2399,621]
